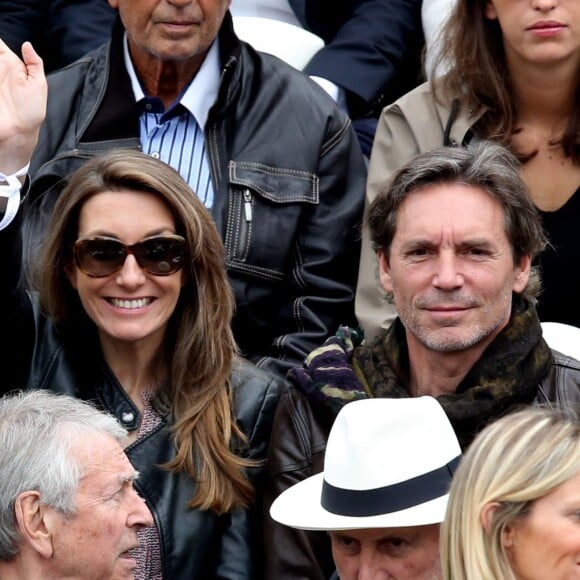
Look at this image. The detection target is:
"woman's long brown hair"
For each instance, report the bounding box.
[432,0,579,163]
[37,149,254,513]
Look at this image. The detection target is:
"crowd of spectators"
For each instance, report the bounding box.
[0,1,578,579]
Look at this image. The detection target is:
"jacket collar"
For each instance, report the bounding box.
[81,11,243,144]
[433,84,487,148]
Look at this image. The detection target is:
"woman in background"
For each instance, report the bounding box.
[441,405,580,580]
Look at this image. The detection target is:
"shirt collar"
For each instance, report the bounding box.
[123,33,221,129]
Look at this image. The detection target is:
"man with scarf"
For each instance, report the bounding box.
[263,142,580,580]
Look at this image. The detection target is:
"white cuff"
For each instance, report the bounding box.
[310,76,339,100]
[309,77,347,111]
[0,163,27,231]
[0,162,30,188]
[0,184,21,230]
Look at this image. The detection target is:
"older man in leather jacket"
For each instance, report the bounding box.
[263,143,580,579]
[22,0,366,379]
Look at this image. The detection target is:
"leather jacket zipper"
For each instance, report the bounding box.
[243,189,253,222]
[237,189,253,260]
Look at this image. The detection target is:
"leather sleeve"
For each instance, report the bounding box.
[538,351,580,407]
[255,114,366,379]
[216,364,288,579]
[215,506,258,580]
[262,387,335,580]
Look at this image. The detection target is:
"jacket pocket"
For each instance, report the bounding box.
[224,161,319,279]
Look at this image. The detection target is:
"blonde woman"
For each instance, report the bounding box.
[441,406,580,579]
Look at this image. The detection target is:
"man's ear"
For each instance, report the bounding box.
[513,254,531,294]
[378,251,393,294]
[14,492,55,558]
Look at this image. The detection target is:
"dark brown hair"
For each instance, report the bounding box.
[36,149,254,513]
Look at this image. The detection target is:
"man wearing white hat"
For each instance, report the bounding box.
[270,396,460,580]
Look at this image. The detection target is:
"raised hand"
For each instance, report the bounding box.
[0,39,47,177]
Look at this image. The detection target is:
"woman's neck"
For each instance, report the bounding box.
[100,336,166,406]
[508,59,577,128]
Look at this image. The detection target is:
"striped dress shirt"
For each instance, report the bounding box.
[123,35,220,209]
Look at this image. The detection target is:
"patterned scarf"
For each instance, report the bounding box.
[289,298,553,449]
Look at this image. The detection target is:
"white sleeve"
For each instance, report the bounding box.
[0,163,28,230]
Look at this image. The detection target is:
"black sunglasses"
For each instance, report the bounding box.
[73,235,187,277]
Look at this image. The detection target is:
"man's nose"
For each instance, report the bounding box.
[128,490,154,529]
[432,252,463,289]
[356,549,385,580]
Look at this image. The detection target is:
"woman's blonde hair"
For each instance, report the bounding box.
[441,405,580,579]
[36,149,254,514]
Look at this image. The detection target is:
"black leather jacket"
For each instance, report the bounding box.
[1,216,286,579]
[263,356,580,580]
[23,13,367,378]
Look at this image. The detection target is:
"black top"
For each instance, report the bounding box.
[537,186,580,327]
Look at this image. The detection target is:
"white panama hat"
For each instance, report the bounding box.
[270,396,461,531]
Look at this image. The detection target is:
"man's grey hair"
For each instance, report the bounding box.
[367,141,548,301]
[0,390,128,561]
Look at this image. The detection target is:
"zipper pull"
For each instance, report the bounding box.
[243,189,253,222]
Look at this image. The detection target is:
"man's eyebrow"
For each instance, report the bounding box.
[400,238,436,251]
[377,533,408,540]
[117,470,140,485]
[400,238,497,250]
[458,238,495,248]
[328,531,356,540]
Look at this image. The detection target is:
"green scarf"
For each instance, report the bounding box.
[289,298,553,449]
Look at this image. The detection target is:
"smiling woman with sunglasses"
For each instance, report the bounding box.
[1,149,286,579]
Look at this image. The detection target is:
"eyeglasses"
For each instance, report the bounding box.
[73,235,187,277]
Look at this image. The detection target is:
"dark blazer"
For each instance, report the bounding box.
[289,0,424,117]
[0,0,115,72]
